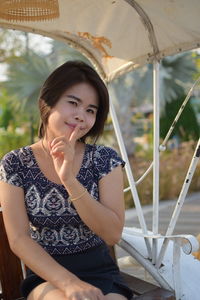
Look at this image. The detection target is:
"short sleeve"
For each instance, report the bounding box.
[93,145,125,180]
[0,151,23,188]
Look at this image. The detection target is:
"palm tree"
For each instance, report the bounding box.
[111,51,198,153]
[0,89,14,129]
[0,35,92,144]
[114,52,196,109]
[1,50,54,143]
[160,94,199,141]
[0,28,26,63]
[48,39,91,66]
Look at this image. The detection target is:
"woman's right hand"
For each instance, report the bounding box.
[49,126,80,184]
[63,277,105,300]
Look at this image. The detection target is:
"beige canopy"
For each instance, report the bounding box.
[0,0,200,81]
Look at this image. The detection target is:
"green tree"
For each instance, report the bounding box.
[0,32,91,146]
[114,52,196,110]
[0,89,14,129]
[48,39,91,66]
[111,51,198,153]
[160,94,199,141]
[0,28,26,63]
[1,50,54,143]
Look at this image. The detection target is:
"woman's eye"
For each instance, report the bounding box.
[87,109,95,114]
[68,100,78,106]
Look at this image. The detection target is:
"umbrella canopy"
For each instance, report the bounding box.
[0,0,200,82]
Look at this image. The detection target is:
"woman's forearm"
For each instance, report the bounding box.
[63,178,124,245]
[11,234,78,292]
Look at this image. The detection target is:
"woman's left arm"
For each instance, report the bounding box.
[64,165,125,245]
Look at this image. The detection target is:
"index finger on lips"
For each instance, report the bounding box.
[69,125,80,145]
[65,125,73,141]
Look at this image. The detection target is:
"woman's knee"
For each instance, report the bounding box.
[27,282,67,300]
[105,293,128,300]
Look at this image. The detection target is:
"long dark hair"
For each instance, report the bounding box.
[38,60,109,142]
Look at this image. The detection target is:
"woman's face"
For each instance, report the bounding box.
[46,82,99,141]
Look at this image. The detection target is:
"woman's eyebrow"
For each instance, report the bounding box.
[89,104,98,110]
[67,94,98,110]
[67,94,81,102]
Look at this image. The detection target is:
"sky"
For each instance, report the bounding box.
[0,31,53,80]
[26,32,52,53]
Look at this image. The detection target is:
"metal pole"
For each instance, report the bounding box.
[108,84,152,258]
[156,139,200,268]
[152,60,160,264]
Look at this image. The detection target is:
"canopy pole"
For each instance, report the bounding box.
[108,84,152,259]
[156,138,200,268]
[152,60,160,264]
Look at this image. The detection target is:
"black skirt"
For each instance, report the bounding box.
[21,243,133,299]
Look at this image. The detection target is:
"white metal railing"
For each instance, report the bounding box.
[156,138,200,268]
[119,227,200,299]
[152,60,160,264]
[108,61,200,298]
[108,84,152,258]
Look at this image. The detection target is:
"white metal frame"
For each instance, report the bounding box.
[110,65,200,298]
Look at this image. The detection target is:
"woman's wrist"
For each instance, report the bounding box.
[62,177,78,190]
[63,178,88,202]
[53,269,78,292]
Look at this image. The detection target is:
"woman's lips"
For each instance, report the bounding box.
[65,123,84,130]
[66,123,76,129]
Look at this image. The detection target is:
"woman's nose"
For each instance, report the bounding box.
[74,109,84,122]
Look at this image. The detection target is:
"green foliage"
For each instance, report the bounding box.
[49,40,91,66]
[0,90,14,129]
[0,107,13,129]
[0,31,92,151]
[2,50,53,116]
[0,87,39,144]
[160,95,199,141]
[0,49,55,143]
[192,51,200,79]
[0,127,31,159]
[0,28,26,63]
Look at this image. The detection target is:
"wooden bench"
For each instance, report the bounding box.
[0,212,24,300]
[0,212,175,300]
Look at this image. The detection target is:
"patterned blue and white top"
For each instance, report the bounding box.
[0,144,125,255]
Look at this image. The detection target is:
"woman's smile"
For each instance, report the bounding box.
[65,122,85,130]
[65,122,77,129]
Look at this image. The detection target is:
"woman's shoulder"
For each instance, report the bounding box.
[0,146,31,186]
[88,144,124,162]
[87,143,119,156]
[1,148,21,164]
[1,146,30,164]
[86,144,125,179]
[0,146,35,174]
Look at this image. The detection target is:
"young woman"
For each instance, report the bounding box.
[0,61,133,300]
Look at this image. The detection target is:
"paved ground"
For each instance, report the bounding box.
[124,192,200,236]
[115,192,200,284]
